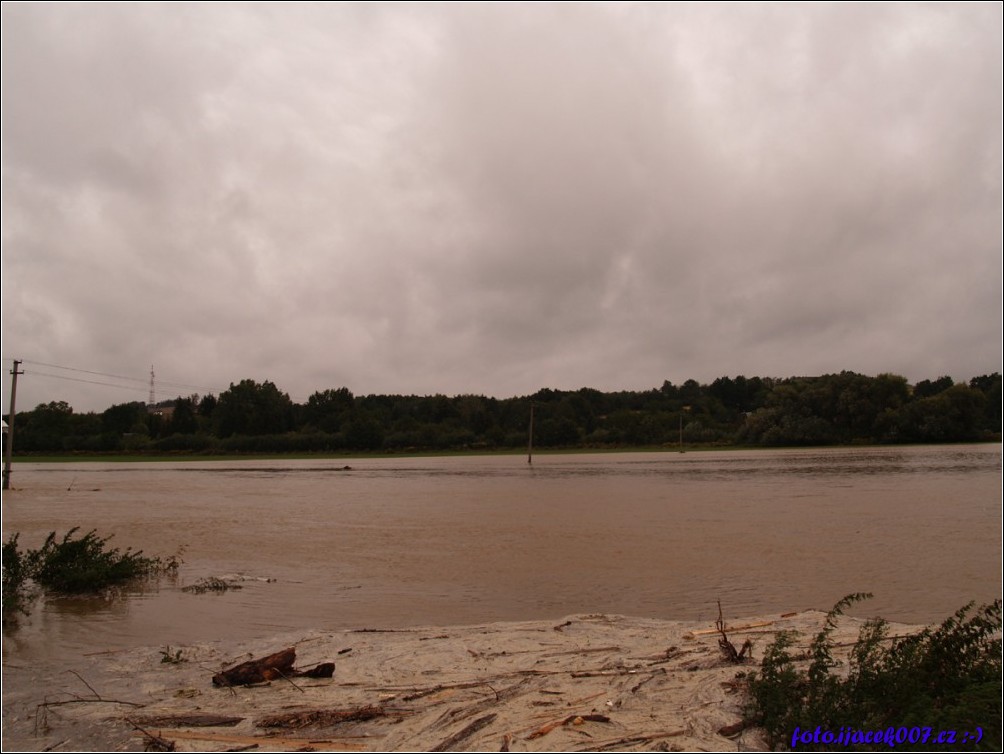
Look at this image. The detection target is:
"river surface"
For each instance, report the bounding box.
[2,444,1000,663]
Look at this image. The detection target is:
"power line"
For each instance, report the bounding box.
[12,358,224,396]
[15,359,148,384]
[28,371,151,393]
[4,358,311,405]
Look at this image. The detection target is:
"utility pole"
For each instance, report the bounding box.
[678,405,690,454]
[527,402,534,465]
[4,359,23,490]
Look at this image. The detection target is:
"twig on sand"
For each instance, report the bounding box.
[66,670,101,698]
[402,680,492,702]
[126,719,176,752]
[684,620,775,638]
[630,667,666,693]
[161,730,372,750]
[135,714,244,728]
[527,714,612,740]
[425,678,534,734]
[573,729,687,751]
[256,705,386,729]
[34,696,144,736]
[270,666,305,693]
[429,713,498,752]
[542,645,621,658]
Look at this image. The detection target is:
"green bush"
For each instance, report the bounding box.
[2,533,31,625]
[2,528,176,626]
[744,593,1002,751]
[26,528,160,593]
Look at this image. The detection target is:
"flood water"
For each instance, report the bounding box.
[2,444,1000,663]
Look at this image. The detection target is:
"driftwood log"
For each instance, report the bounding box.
[211,647,334,687]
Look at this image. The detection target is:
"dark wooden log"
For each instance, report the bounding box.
[300,662,335,679]
[211,648,335,687]
[212,647,296,687]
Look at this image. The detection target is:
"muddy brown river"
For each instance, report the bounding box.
[2,445,1000,663]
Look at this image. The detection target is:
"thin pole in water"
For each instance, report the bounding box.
[527,402,534,465]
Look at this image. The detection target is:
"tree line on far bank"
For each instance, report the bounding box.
[7,371,1001,455]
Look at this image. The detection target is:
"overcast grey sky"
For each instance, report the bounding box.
[2,2,1001,413]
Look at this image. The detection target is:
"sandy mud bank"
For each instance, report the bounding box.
[2,610,920,752]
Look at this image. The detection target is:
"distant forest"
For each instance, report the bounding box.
[8,371,1002,455]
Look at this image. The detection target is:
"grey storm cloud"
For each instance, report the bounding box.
[2,2,1000,412]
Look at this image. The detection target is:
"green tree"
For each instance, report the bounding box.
[969,373,1002,432]
[344,411,384,450]
[214,380,294,437]
[101,401,148,436]
[197,394,217,418]
[303,387,354,433]
[913,375,955,399]
[168,396,199,434]
[18,401,75,451]
[892,385,987,442]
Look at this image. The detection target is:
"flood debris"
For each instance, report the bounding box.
[127,719,177,752]
[211,647,334,687]
[527,713,612,740]
[429,712,497,752]
[256,704,385,729]
[182,576,242,594]
[136,714,244,728]
[715,600,753,664]
[718,719,750,737]
[7,611,880,752]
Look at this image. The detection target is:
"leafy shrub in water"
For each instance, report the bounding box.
[27,528,160,593]
[2,533,31,624]
[2,528,176,626]
[744,593,1002,751]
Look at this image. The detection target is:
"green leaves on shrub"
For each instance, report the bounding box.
[27,528,159,593]
[744,594,1002,751]
[2,528,177,626]
[2,533,31,625]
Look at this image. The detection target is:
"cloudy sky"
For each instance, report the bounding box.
[2,2,1001,413]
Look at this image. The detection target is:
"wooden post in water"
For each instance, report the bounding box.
[527,402,534,465]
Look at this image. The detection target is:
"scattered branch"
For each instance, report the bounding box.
[528,714,612,740]
[127,719,176,752]
[716,600,753,664]
[430,713,497,752]
[256,705,385,729]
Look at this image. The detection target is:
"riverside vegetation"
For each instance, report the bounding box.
[6,371,1001,455]
[742,593,1002,751]
[1,528,178,628]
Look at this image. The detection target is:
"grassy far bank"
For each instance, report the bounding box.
[9,439,999,464]
[9,445,712,463]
